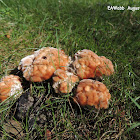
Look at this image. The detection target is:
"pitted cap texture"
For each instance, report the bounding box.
[0,75,22,102]
[18,47,71,82]
[74,79,111,109]
[53,69,79,93]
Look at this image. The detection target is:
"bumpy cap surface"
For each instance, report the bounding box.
[18,47,71,82]
[72,49,101,79]
[96,56,114,77]
[53,69,79,93]
[73,79,111,109]
[0,75,23,102]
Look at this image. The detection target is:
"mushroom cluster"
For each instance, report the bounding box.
[0,47,114,110]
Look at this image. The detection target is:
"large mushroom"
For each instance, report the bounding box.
[72,49,114,79]
[72,49,101,79]
[0,75,23,102]
[53,69,79,93]
[18,47,71,82]
[73,79,111,109]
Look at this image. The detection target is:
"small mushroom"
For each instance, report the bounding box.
[73,79,111,109]
[0,75,23,102]
[18,47,71,82]
[53,69,79,93]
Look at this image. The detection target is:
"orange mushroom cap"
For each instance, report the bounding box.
[53,69,79,93]
[73,79,111,109]
[18,47,71,82]
[0,75,23,102]
[72,49,114,79]
[72,49,101,79]
[96,56,114,77]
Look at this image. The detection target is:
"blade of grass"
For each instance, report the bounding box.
[126,92,140,109]
[124,122,140,134]
[0,0,8,7]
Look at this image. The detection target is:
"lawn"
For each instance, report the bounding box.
[0,0,140,139]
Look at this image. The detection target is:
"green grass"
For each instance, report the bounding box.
[0,0,140,139]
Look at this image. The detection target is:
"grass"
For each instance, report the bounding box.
[0,0,140,139]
